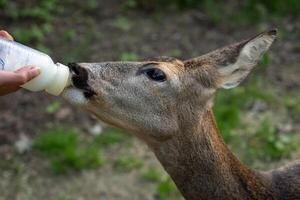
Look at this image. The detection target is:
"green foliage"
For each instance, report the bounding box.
[214,89,241,142]
[247,120,299,161]
[0,0,7,7]
[33,127,103,174]
[58,25,96,62]
[2,0,59,21]
[114,155,143,172]
[167,49,182,58]
[212,75,300,166]
[214,78,275,142]
[0,0,60,49]
[260,54,270,69]
[284,94,300,121]
[244,0,300,17]
[121,0,299,26]
[121,0,200,10]
[85,0,99,11]
[142,167,162,182]
[120,52,139,61]
[12,23,53,45]
[63,30,77,42]
[156,177,181,199]
[34,129,77,154]
[120,0,138,11]
[200,0,300,26]
[95,128,128,146]
[46,101,61,114]
[53,196,67,200]
[112,16,132,32]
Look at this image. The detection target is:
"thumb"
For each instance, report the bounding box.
[14,66,41,84]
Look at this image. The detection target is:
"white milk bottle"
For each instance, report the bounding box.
[0,37,70,96]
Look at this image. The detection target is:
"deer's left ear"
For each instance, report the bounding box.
[185,29,277,89]
[216,30,277,89]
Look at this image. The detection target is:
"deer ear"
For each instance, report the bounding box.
[185,29,277,89]
[216,30,277,89]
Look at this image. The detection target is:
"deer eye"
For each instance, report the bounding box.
[143,68,166,82]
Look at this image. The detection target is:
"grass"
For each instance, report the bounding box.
[95,128,128,146]
[247,119,300,162]
[1,0,297,49]
[121,0,299,27]
[0,0,99,54]
[33,127,131,174]
[1,0,59,50]
[1,0,59,21]
[142,167,162,182]
[53,196,67,200]
[46,101,61,114]
[114,155,143,172]
[284,93,300,121]
[156,177,181,199]
[33,127,103,174]
[213,72,300,166]
[112,16,132,32]
[214,76,275,142]
[167,49,182,58]
[120,52,139,61]
[142,167,182,199]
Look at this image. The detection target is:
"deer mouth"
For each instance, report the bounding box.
[62,63,96,105]
[68,63,96,98]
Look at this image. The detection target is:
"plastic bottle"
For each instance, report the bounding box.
[0,37,70,96]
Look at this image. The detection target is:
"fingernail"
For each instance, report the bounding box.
[31,67,41,75]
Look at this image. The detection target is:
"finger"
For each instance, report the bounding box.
[0,30,14,41]
[15,66,39,73]
[15,66,41,82]
[0,71,24,85]
[0,67,41,86]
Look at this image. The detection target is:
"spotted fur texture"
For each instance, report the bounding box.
[63,29,300,200]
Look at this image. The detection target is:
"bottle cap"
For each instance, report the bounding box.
[45,63,70,96]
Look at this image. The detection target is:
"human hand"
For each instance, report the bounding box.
[0,66,41,96]
[0,30,41,96]
[0,30,14,41]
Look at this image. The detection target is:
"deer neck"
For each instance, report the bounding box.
[147,109,273,200]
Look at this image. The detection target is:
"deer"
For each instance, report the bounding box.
[62,29,300,200]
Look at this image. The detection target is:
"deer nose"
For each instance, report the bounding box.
[68,63,89,89]
[68,63,95,98]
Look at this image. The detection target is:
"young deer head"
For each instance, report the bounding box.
[63,30,300,199]
[64,30,275,141]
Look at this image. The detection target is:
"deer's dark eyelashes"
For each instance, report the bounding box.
[142,68,167,82]
[137,63,167,82]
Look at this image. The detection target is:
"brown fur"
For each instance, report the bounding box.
[149,110,274,200]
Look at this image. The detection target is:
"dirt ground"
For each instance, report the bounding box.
[0,1,299,200]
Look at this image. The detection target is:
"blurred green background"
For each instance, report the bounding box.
[0,0,299,200]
